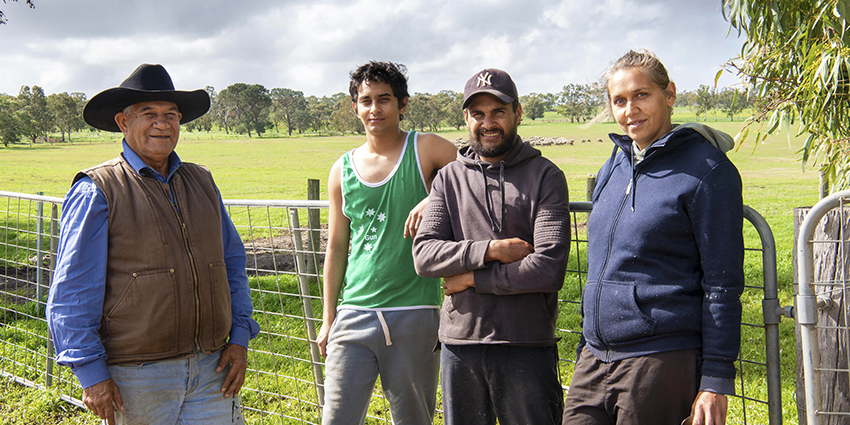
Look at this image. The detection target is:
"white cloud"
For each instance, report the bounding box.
[0,0,744,98]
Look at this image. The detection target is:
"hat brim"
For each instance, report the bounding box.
[462,88,516,109]
[83,87,211,132]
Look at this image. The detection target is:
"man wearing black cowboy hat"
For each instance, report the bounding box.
[47,64,259,425]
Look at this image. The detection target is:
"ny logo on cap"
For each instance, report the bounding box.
[477,72,492,87]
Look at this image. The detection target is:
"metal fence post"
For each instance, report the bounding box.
[35,192,45,315]
[289,207,326,405]
[794,193,844,425]
[794,191,850,425]
[745,206,786,425]
[46,203,58,387]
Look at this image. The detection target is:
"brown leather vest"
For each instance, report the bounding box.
[77,155,232,365]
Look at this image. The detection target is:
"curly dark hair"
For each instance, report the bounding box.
[349,61,409,109]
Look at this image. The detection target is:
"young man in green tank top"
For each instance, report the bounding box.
[317,61,457,425]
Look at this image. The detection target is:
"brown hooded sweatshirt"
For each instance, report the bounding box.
[413,137,570,346]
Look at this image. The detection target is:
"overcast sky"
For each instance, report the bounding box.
[0,0,744,99]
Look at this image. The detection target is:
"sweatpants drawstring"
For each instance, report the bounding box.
[376,311,393,346]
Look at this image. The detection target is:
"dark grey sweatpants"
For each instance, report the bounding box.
[441,343,564,425]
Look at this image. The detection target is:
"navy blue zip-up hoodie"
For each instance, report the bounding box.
[583,125,744,395]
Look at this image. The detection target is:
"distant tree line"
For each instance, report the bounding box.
[0,87,87,147]
[675,86,753,122]
[0,80,753,146]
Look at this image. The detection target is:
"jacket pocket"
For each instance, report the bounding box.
[583,280,656,346]
[440,292,476,340]
[102,268,178,356]
[209,262,232,346]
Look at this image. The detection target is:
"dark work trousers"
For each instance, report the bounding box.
[562,346,701,425]
[441,343,564,425]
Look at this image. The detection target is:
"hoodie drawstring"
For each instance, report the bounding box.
[498,161,505,229]
[477,160,505,233]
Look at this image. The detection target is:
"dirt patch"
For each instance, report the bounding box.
[0,267,45,305]
[243,229,327,275]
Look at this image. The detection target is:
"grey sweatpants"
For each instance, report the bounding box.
[321,308,440,425]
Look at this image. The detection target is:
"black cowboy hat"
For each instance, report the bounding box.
[83,63,211,132]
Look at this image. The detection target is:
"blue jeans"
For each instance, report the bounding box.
[107,349,245,425]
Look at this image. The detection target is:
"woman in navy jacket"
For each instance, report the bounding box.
[563,50,744,425]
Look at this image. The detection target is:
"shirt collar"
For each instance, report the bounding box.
[121,139,182,183]
[632,142,649,163]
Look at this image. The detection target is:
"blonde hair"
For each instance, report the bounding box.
[604,49,671,91]
[603,49,674,116]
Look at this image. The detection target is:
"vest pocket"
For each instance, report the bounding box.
[209,262,232,346]
[102,269,179,357]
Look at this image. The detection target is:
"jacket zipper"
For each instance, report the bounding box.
[593,160,636,361]
[166,180,202,350]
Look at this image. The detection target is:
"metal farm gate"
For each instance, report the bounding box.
[795,190,850,425]
[0,190,787,424]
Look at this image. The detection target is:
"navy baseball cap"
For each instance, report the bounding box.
[462,68,519,109]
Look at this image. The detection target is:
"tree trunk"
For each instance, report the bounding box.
[794,207,850,425]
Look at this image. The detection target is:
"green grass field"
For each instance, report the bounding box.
[0,110,819,423]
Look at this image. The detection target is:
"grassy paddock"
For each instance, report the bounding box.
[0,115,820,423]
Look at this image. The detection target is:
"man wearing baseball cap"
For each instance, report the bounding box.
[413,68,570,425]
[47,64,259,425]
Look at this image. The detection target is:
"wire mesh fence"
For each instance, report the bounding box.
[0,190,784,424]
[795,190,850,425]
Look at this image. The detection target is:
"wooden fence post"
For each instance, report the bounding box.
[306,179,322,280]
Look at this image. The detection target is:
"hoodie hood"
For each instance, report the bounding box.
[674,122,735,152]
[608,123,734,158]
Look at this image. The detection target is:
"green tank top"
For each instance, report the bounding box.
[339,131,441,309]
